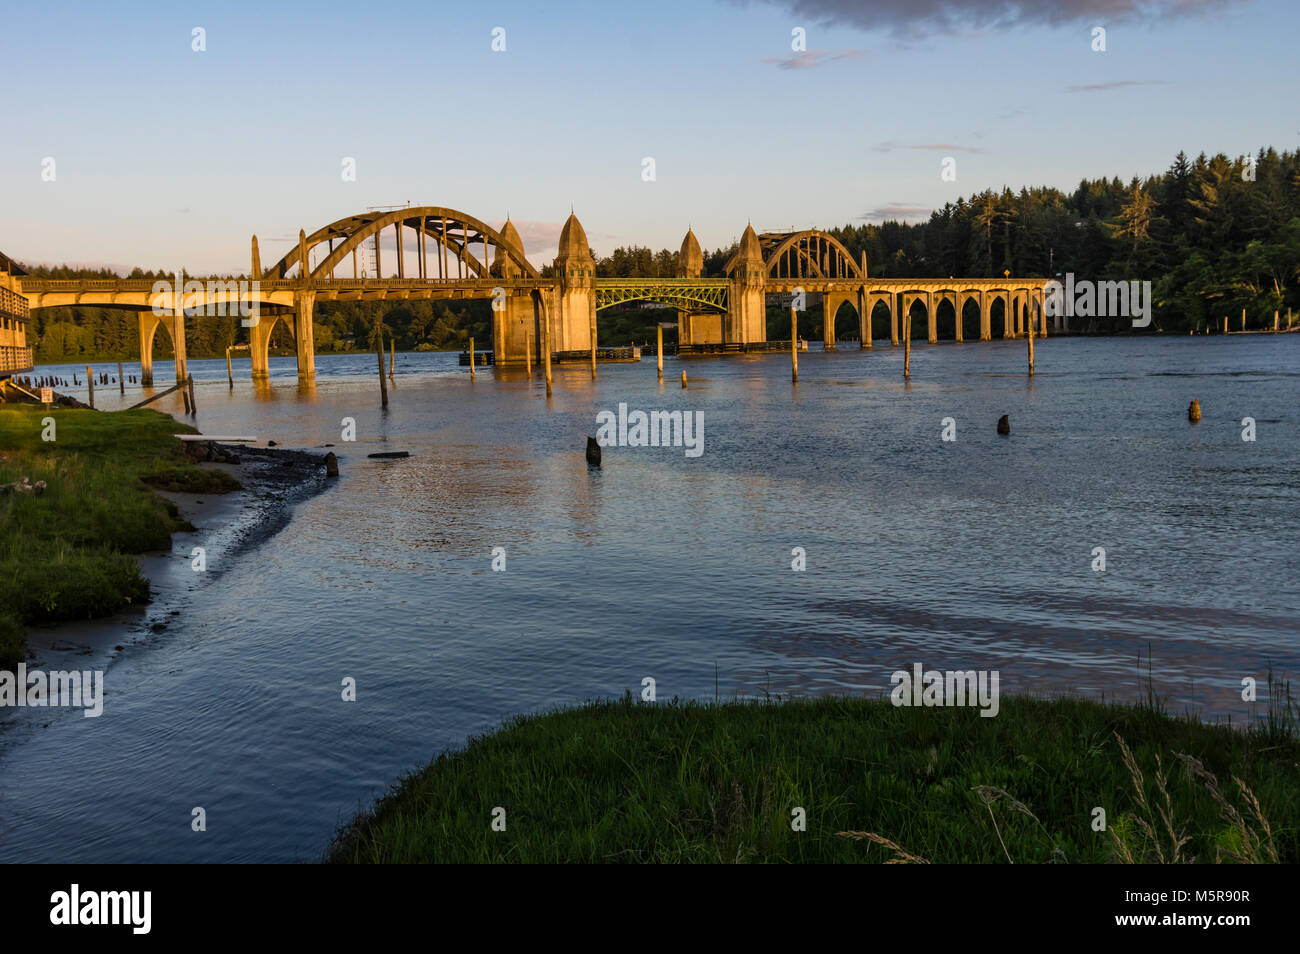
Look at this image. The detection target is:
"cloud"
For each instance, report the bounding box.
[762,48,863,68]
[873,142,985,153]
[729,0,1248,36]
[1064,79,1168,92]
[860,203,932,222]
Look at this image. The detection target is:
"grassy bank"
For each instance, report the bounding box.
[0,404,239,669]
[328,693,1298,864]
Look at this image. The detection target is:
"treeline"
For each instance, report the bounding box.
[22,147,1300,357]
[587,148,1300,333]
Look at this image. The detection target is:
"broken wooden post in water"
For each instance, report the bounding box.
[904,323,911,379]
[469,337,475,379]
[525,326,532,376]
[225,348,234,388]
[86,366,94,408]
[187,375,196,414]
[656,325,663,380]
[389,337,396,382]
[118,361,125,395]
[681,369,687,388]
[127,379,189,410]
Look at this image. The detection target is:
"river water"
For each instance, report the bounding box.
[2,335,1297,862]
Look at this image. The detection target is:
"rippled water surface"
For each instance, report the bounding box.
[2,336,1298,861]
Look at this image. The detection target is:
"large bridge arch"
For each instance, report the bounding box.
[263,207,538,282]
[722,229,865,280]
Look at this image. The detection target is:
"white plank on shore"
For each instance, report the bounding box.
[174,434,258,442]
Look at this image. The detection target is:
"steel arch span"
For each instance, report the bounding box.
[262,206,539,282]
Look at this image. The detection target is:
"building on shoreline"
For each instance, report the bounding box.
[0,252,33,382]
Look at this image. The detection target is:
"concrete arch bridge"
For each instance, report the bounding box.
[16,206,1051,382]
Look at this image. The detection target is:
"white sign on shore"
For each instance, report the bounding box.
[40,387,52,405]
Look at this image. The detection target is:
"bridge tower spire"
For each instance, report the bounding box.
[552,212,597,367]
[727,223,766,346]
[676,227,707,348]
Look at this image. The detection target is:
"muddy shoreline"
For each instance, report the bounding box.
[3,442,331,729]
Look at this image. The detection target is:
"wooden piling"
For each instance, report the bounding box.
[681,369,687,388]
[118,361,125,395]
[389,338,396,382]
[1242,308,1246,331]
[525,326,532,376]
[376,324,388,409]
[790,307,798,383]
[542,311,553,398]
[187,374,197,414]
[656,325,664,380]
[86,366,94,408]
[469,337,475,379]
[1027,313,1035,376]
[904,324,911,378]
[225,347,234,388]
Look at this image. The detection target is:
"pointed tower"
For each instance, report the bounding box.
[676,228,712,348]
[552,212,597,354]
[727,224,767,345]
[677,228,702,278]
[491,218,538,366]
[492,218,525,279]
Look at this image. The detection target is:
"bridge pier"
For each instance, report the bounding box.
[552,214,597,362]
[250,312,274,379]
[295,288,316,380]
[727,225,766,346]
[857,288,870,349]
[927,291,938,344]
[494,294,542,367]
[137,313,156,385]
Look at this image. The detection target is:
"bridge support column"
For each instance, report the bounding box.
[927,292,938,344]
[496,294,537,367]
[980,292,991,341]
[138,312,156,386]
[727,280,765,346]
[294,288,316,380]
[250,313,273,379]
[1004,292,1014,339]
[955,294,964,343]
[889,294,899,346]
[822,292,839,349]
[728,225,766,346]
[858,288,870,349]
[171,312,188,383]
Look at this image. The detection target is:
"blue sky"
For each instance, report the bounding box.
[1,0,1294,274]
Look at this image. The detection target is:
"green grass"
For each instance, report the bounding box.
[0,405,241,665]
[327,692,1299,864]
